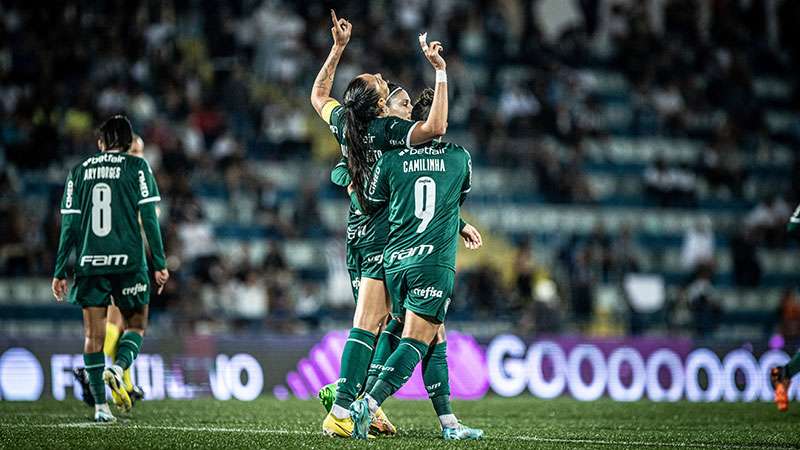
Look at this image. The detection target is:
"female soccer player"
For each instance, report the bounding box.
[52,116,168,422]
[319,83,482,414]
[309,10,449,437]
[349,89,483,440]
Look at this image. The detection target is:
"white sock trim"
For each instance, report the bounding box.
[439,413,459,429]
[365,394,380,414]
[400,342,423,361]
[331,404,350,419]
[346,338,374,351]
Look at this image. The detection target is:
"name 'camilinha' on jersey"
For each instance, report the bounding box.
[403,158,445,173]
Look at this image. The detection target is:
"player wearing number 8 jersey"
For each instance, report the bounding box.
[52,115,168,423]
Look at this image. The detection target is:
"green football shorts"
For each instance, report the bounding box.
[346,243,385,302]
[385,266,455,324]
[68,270,150,309]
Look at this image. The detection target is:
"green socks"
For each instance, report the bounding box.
[365,319,403,393]
[114,331,143,370]
[786,351,800,378]
[369,337,429,406]
[83,352,106,404]
[333,328,377,410]
[422,341,452,416]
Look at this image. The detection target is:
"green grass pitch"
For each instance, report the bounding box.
[1,397,799,449]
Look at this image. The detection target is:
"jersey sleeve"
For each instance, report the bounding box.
[382,117,418,149]
[460,149,472,205]
[136,160,161,208]
[321,100,342,125]
[365,154,390,210]
[330,156,351,187]
[59,169,81,215]
[54,170,80,278]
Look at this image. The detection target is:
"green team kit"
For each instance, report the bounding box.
[365,140,472,323]
[54,151,166,308]
[324,100,417,296]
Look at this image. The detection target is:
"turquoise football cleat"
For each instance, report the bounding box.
[443,422,484,440]
[348,398,372,440]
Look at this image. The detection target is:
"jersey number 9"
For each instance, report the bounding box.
[414,177,436,233]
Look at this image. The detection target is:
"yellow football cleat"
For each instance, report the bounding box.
[322,412,355,438]
[104,366,132,412]
[371,407,397,436]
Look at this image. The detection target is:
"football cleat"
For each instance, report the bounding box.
[322,412,356,438]
[318,382,337,413]
[72,367,95,407]
[128,385,145,405]
[93,405,117,423]
[772,366,791,412]
[442,422,484,440]
[371,407,397,436]
[348,398,372,440]
[103,366,132,412]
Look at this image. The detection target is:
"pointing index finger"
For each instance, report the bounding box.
[419,32,429,51]
[331,9,338,25]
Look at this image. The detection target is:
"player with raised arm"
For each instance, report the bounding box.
[348,88,484,440]
[52,116,168,422]
[318,84,482,414]
[309,10,449,438]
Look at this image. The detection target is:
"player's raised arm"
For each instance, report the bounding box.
[310,9,352,120]
[409,33,448,145]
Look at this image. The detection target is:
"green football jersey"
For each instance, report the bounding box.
[365,141,472,273]
[325,102,417,247]
[58,151,162,276]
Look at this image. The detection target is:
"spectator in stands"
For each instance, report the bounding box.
[745,195,791,247]
[610,225,642,281]
[681,216,715,278]
[686,266,721,338]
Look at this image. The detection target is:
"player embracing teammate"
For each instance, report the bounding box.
[310,10,483,440]
[52,116,168,422]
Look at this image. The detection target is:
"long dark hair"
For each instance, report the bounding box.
[342,77,382,211]
[411,87,435,122]
[98,115,133,151]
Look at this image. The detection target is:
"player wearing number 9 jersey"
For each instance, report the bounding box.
[52,115,168,423]
[350,89,483,440]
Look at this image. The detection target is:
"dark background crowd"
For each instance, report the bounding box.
[2,0,800,341]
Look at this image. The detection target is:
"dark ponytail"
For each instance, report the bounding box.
[342,77,382,212]
[411,88,435,122]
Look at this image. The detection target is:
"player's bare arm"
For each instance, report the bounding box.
[409,33,448,145]
[310,9,352,116]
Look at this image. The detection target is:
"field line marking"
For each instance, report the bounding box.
[1,423,792,449]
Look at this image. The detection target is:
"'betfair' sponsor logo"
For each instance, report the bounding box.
[411,286,444,298]
[80,254,128,267]
[399,147,445,156]
[82,153,125,167]
[388,244,434,263]
[122,283,147,296]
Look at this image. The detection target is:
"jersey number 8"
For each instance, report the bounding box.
[414,177,436,233]
[91,183,112,237]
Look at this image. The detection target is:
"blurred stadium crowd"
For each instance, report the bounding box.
[1,0,800,340]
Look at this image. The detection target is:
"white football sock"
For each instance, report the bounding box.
[331,404,350,419]
[439,414,459,429]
